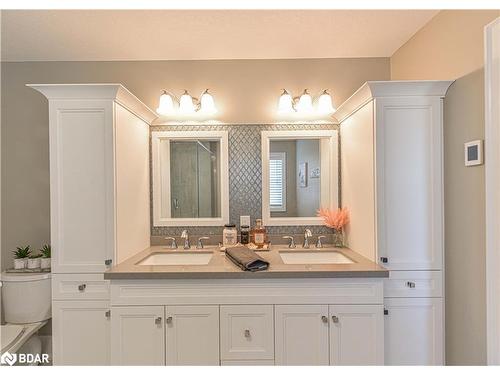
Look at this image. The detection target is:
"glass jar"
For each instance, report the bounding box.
[240,225,250,245]
[333,229,344,248]
[223,224,238,246]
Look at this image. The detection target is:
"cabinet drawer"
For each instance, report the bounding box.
[220,305,274,360]
[52,274,110,300]
[384,271,442,298]
[221,360,275,366]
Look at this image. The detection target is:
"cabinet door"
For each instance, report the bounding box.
[165,305,219,365]
[375,96,443,270]
[49,99,115,273]
[275,305,329,365]
[329,305,383,365]
[111,306,165,365]
[52,300,110,365]
[220,305,274,361]
[384,298,443,365]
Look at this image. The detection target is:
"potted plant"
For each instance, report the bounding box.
[40,244,51,269]
[27,252,42,269]
[12,246,31,269]
[317,207,350,247]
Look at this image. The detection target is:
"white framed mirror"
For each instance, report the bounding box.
[261,130,339,226]
[152,131,229,226]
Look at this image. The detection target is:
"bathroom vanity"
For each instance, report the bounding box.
[104,246,387,366]
[30,80,451,366]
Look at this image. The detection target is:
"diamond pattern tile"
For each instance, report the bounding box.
[151,124,338,236]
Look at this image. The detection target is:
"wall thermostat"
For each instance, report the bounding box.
[464,140,483,166]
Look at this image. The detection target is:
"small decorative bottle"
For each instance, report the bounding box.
[240,225,250,245]
[251,219,267,248]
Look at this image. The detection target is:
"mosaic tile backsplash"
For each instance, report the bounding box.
[151,124,339,237]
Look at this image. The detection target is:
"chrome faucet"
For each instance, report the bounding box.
[164,237,178,249]
[196,236,210,249]
[315,235,326,248]
[283,236,296,248]
[303,229,312,249]
[181,230,191,249]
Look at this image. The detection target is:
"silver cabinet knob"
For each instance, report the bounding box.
[78,284,86,291]
[155,317,162,325]
[166,316,173,324]
[244,329,251,338]
[104,259,112,266]
[406,281,416,288]
[321,315,328,323]
[105,310,111,318]
[332,315,339,323]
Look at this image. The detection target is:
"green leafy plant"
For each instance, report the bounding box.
[13,245,31,259]
[40,244,51,258]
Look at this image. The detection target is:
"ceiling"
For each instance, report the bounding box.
[1,10,439,62]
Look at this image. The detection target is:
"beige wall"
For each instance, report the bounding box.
[0,58,390,269]
[392,10,500,80]
[391,10,499,365]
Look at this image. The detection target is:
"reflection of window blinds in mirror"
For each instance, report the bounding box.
[269,152,286,211]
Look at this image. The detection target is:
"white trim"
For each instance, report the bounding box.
[27,83,158,124]
[485,17,500,366]
[152,130,229,227]
[261,130,339,226]
[334,80,454,123]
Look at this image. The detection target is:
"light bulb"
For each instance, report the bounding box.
[200,89,217,115]
[278,89,294,114]
[317,90,336,114]
[296,89,313,113]
[179,90,196,114]
[156,90,175,115]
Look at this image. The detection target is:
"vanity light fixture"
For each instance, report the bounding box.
[278,89,294,114]
[199,89,217,115]
[156,89,217,116]
[296,89,314,113]
[156,90,175,115]
[277,88,336,116]
[317,90,336,114]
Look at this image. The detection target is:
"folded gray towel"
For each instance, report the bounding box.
[226,246,269,272]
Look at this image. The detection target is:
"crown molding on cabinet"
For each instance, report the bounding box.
[333,80,455,123]
[27,83,158,125]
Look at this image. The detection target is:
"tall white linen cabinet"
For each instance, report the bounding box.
[337,81,453,365]
[29,84,155,365]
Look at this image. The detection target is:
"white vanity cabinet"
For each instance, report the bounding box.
[275,305,330,365]
[30,84,156,365]
[111,306,165,366]
[337,81,453,365]
[107,278,385,366]
[275,304,383,365]
[52,300,110,365]
[165,305,220,365]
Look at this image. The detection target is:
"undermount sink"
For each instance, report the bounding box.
[137,251,213,266]
[279,250,354,265]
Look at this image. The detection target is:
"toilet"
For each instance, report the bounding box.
[1,272,51,364]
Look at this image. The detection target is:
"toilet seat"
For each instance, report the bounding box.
[0,321,47,354]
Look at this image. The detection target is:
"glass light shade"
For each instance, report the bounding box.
[296,89,313,113]
[278,89,294,114]
[317,90,336,114]
[200,90,217,115]
[179,90,196,114]
[156,91,175,115]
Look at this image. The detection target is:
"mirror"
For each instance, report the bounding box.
[262,130,339,226]
[152,131,229,226]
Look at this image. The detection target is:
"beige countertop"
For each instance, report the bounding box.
[104,246,388,280]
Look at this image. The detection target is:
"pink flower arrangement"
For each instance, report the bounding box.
[317,207,350,230]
